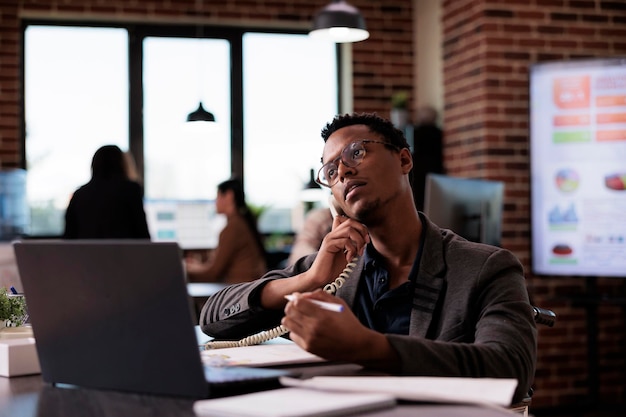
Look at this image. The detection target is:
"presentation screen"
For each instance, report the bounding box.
[530,57,626,277]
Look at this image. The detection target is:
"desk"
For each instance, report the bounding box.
[0,330,516,417]
[0,375,518,417]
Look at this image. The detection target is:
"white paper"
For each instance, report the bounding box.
[193,387,395,417]
[200,343,325,367]
[279,375,517,407]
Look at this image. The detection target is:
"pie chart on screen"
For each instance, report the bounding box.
[555,169,580,193]
[604,173,626,191]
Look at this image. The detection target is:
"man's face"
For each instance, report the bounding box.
[322,125,406,222]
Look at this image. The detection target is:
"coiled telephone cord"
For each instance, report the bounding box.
[203,256,359,349]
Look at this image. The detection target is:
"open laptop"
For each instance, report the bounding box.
[12,240,291,398]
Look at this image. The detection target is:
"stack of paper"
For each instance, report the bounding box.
[0,337,40,377]
[193,387,395,417]
[193,374,518,416]
[279,376,518,408]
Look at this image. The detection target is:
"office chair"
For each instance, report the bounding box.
[511,305,557,416]
[533,305,556,328]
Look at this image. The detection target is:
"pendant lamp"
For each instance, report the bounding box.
[301,168,325,207]
[186,0,216,123]
[309,0,369,43]
[304,168,322,191]
[187,102,216,122]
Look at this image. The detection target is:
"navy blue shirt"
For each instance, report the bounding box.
[353,234,424,335]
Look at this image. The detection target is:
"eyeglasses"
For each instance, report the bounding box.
[316,140,401,188]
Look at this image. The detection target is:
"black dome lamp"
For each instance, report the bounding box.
[301,168,325,212]
[187,102,215,122]
[186,0,216,123]
[309,0,370,43]
[304,168,322,191]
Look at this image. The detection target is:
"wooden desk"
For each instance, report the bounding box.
[0,329,517,417]
[0,374,518,417]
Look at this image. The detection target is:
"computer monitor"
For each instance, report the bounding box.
[424,174,504,246]
[143,199,226,250]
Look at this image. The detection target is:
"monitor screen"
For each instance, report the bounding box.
[424,174,504,247]
[530,57,626,277]
[143,199,226,250]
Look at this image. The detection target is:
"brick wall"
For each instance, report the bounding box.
[0,0,414,169]
[441,0,626,410]
[0,0,624,411]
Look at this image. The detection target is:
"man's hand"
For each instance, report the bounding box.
[282,290,398,369]
[259,215,369,309]
[305,216,370,289]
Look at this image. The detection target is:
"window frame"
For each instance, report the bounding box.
[20,19,343,193]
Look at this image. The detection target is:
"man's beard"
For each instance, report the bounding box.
[353,197,384,227]
[353,187,402,227]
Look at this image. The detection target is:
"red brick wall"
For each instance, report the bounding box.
[0,0,413,169]
[0,0,624,412]
[441,0,626,409]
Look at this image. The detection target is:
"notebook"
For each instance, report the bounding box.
[193,387,396,417]
[12,240,291,398]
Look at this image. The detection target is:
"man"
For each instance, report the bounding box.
[200,113,537,403]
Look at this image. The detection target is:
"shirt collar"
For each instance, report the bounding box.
[362,242,381,269]
[361,221,426,281]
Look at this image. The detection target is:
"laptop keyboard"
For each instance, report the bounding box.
[204,366,292,385]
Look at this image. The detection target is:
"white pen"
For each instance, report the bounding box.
[284,294,344,312]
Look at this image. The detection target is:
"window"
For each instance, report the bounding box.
[243,33,337,232]
[143,37,231,200]
[23,23,339,238]
[24,26,128,235]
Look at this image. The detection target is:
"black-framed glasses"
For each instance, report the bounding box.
[316,140,401,188]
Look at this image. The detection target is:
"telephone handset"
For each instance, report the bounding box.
[328,194,342,219]
[203,197,359,350]
[323,196,359,294]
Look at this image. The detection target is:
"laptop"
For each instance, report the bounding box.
[12,240,291,398]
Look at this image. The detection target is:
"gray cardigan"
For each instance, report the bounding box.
[200,214,537,403]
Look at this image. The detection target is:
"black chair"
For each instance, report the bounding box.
[533,305,557,327]
[512,305,557,415]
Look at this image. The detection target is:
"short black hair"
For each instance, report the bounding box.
[321,112,410,150]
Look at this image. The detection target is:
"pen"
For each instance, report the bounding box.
[284,294,344,312]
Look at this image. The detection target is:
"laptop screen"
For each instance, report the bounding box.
[13,240,209,398]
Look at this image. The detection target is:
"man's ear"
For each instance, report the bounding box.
[399,148,413,174]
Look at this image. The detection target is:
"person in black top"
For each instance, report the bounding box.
[411,106,444,211]
[63,145,150,239]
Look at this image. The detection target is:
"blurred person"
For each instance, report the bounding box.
[123,150,142,184]
[286,207,332,266]
[411,105,444,211]
[63,145,150,239]
[184,178,267,284]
